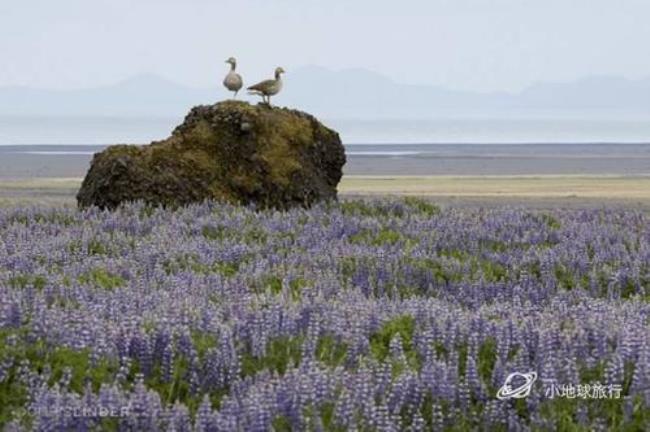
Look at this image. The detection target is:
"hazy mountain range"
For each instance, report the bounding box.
[2,66,650,118]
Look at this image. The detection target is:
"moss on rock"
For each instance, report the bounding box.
[77,101,346,210]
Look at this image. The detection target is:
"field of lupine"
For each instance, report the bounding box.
[1,198,649,431]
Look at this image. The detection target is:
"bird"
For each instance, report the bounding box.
[247,67,285,105]
[223,57,243,98]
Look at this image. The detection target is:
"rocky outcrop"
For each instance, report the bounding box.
[77,101,346,210]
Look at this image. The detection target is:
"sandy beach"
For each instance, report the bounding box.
[340,175,650,209]
[340,175,650,198]
[3,175,650,210]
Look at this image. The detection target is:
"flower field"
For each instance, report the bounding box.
[1,199,649,430]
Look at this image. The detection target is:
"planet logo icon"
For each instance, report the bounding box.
[496,371,538,400]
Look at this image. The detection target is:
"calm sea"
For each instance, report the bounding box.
[1,116,650,178]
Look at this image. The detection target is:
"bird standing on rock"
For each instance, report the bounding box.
[223,57,243,98]
[248,67,285,105]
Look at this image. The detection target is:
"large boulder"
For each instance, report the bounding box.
[77,101,346,209]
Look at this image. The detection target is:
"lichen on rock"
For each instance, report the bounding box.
[76,101,346,210]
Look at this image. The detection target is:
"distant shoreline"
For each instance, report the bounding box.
[3,143,650,179]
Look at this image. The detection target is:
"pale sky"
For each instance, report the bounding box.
[2,0,649,92]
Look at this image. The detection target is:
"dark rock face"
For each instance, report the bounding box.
[77,101,346,210]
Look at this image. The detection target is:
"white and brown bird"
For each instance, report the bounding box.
[247,67,285,105]
[223,57,243,98]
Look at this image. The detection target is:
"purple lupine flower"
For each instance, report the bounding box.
[431,402,444,430]
[2,201,650,429]
[606,354,624,386]
[195,395,216,432]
